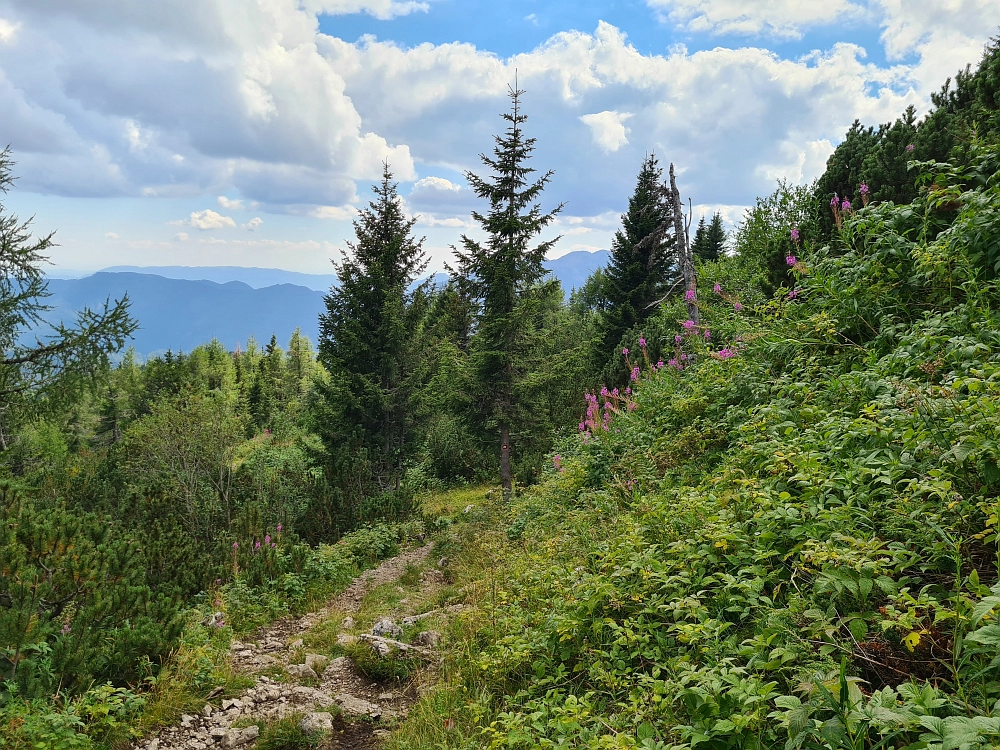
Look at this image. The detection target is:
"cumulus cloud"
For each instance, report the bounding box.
[647,0,864,38]
[174,209,236,230]
[0,0,413,212]
[104,232,119,239]
[579,111,633,152]
[217,196,244,210]
[243,216,263,230]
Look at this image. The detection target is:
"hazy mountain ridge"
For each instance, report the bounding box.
[45,251,610,356]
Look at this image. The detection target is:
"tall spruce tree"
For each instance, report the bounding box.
[595,154,675,373]
[451,85,561,498]
[316,164,428,492]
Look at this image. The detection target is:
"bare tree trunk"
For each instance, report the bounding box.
[500,423,512,500]
[670,163,699,325]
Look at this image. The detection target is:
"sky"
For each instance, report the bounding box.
[0,0,996,275]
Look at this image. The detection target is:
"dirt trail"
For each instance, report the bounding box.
[138,543,437,750]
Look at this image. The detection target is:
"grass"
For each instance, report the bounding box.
[419,484,495,519]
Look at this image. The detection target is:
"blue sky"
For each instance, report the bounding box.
[0,0,995,275]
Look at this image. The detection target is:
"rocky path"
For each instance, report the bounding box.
[140,543,441,750]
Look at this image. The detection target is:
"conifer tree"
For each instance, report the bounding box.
[691,215,709,261]
[594,154,675,372]
[696,211,726,262]
[316,164,428,491]
[451,85,562,498]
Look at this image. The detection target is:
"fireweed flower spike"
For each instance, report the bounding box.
[683,320,695,330]
[265,535,271,545]
[791,228,800,242]
[704,330,711,340]
[830,194,839,208]
[656,360,664,369]
[906,143,915,152]
[841,199,851,210]
[233,542,238,550]
[675,335,683,344]
[685,289,696,302]
[859,183,869,195]
[713,283,722,294]
[621,347,629,356]
[638,337,646,348]
[734,302,743,311]
[786,256,797,266]
[276,524,282,533]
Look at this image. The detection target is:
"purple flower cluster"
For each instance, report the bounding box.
[791,228,800,242]
[786,255,797,266]
[685,289,697,302]
[906,143,915,152]
[713,283,722,294]
[859,182,869,195]
[734,302,744,312]
[715,347,738,360]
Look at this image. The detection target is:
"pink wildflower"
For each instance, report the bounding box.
[734,302,743,311]
[713,283,722,294]
[786,256,797,266]
[683,320,695,330]
[791,228,800,242]
[622,347,629,356]
[639,337,646,348]
[685,289,696,302]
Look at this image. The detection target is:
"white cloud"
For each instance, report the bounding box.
[175,232,189,241]
[104,231,119,239]
[243,216,263,230]
[174,209,236,230]
[647,0,864,38]
[579,111,633,152]
[217,196,245,210]
[413,176,460,191]
[0,18,19,43]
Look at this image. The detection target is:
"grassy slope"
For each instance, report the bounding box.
[390,154,1000,749]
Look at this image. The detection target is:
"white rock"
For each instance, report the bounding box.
[221,699,242,711]
[288,638,304,649]
[220,726,259,749]
[201,704,213,718]
[335,693,382,719]
[371,618,403,639]
[209,728,228,740]
[463,504,473,513]
[180,713,195,727]
[336,633,357,646]
[341,616,355,629]
[299,712,334,733]
[286,664,318,680]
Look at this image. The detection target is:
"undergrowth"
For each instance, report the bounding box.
[391,146,1000,749]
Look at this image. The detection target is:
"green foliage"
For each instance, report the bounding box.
[316,164,429,493]
[692,212,726,263]
[397,144,1000,749]
[595,153,677,377]
[451,86,563,496]
[0,485,183,698]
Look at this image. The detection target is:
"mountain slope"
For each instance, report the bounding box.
[46,272,325,356]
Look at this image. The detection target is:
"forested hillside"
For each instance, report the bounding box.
[3,35,1000,750]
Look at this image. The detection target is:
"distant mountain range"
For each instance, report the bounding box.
[43,250,610,358]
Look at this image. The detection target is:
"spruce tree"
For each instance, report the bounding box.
[451,85,561,498]
[316,164,427,491]
[691,216,708,261]
[700,211,726,261]
[594,154,675,373]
